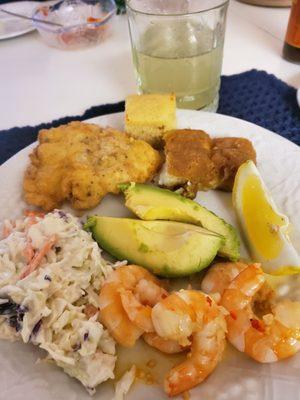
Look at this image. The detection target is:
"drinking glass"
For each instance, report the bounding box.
[126,0,229,111]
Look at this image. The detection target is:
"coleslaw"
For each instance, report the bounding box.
[0,210,117,394]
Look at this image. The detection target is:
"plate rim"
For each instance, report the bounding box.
[1,110,299,170]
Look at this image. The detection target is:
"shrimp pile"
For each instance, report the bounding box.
[99,262,300,396]
[202,262,300,363]
[98,264,168,347]
[151,290,226,396]
[99,265,227,396]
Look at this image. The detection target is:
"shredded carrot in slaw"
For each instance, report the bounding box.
[2,225,11,239]
[24,210,46,228]
[23,239,35,263]
[3,212,45,239]
[20,234,57,280]
[84,304,99,318]
[24,210,45,218]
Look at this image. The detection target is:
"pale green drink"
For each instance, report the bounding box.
[127,0,228,111]
[132,21,223,110]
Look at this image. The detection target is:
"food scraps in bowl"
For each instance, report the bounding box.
[33,0,116,49]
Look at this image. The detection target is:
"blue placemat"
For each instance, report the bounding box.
[0,69,299,165]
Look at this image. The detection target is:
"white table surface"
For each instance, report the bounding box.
[0,0,299,130]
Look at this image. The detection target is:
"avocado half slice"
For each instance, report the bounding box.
[119,183,240,261]
[85,216,224,277]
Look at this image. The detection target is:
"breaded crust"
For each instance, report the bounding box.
[160,130,257,197]
[164,129,220,196]
[211,137,257,191]
[23,121,161,210]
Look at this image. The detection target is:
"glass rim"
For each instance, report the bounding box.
[126,0,229,16]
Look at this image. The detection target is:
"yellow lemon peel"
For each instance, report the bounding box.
[233,160,300,275]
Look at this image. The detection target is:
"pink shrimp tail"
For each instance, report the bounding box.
[164,346,220,396]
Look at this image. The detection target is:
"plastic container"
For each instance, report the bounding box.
[33,0,116,50]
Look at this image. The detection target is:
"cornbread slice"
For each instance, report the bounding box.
[125,94,176,147]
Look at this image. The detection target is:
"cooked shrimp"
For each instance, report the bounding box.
[143,332,187,354]
[99,280,143,347]
[99,265,168,347]
[120,289,154,333]
[152,292,195,346]
[151,290,226,396]
[120,277,168,333]
[201,261,248,296]
[201,261,275,314]
[220,263,300,362]
[134,278,168,307]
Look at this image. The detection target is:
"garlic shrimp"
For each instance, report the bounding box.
[151,290,226,396]
[219,263,300,362]
[99,265,168,347]
[201,261,248,296]
[143,332,187,354]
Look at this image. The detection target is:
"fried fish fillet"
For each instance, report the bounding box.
[157,129,256,197]
[158,129,220,197]
[211,137,257,191]
[23,122,161,210]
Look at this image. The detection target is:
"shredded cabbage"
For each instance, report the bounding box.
[0,210,117,394]
[113,366,136,400]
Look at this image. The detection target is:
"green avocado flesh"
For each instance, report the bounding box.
[84,216,224,277]
[120,183,240,261]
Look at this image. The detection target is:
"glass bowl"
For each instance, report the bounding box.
[33,0,116,50]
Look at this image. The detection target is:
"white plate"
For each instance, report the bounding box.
[0,1,39,40]
[0,110,300,400]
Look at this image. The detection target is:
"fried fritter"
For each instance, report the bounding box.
[157,129,256,197]
[211,137,257,191]
[158,129,220,197]
[23,122,161,210]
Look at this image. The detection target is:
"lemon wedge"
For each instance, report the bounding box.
[233,160,300,275]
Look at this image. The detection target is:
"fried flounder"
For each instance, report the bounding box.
[23,122,161,210]
[211,137,257,191]
[158,129,219,197]
[158,129,256,197]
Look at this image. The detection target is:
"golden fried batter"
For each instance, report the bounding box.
[161,129,220,197]
[158,130,256,197]
[211,137,256,191]
[23,122,161,210]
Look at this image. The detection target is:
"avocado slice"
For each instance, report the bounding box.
[85,216,224,277]
[119,183,240,261]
